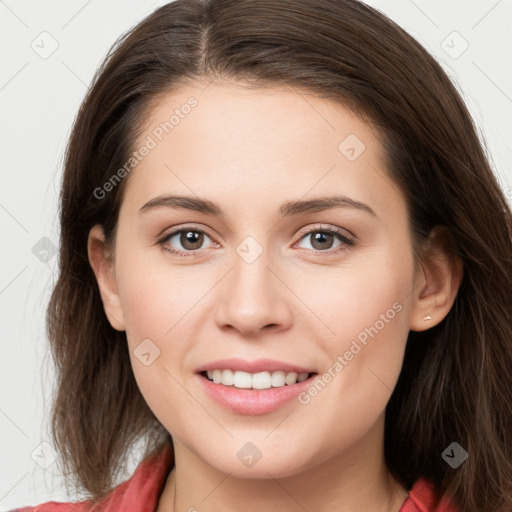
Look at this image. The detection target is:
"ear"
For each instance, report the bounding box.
[87,224,126,331]
[409,225,463,332]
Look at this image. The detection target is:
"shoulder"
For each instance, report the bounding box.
[8,440,174,512]
[400,478,459,512]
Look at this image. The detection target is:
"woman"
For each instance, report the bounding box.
[11,0,512,510]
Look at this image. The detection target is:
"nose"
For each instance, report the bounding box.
[214,247,293,337]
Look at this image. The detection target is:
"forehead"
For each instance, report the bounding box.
[121,81,401,221]
[139,80,379,154]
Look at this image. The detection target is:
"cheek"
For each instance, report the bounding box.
[308,271,410,400]
[116,248,202,340]
[293,248,413,353]
[294,248,413,427]
[115,251,211,400]
[116,258,196,429]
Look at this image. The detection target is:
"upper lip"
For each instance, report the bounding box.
[196,358,316,374]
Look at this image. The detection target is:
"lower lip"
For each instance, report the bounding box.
[197,373,318,415]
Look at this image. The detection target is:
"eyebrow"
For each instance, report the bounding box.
[138,194,377,218]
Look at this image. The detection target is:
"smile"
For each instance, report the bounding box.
[204,369,311,389]
[195,359,319,415]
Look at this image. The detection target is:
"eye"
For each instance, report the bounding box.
[295,225,355,254]
[158,225,215,257]
[157,224,356,258]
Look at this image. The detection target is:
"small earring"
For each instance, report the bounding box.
[423,314,432,321]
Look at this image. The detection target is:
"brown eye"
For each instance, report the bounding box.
[178,230,204,250]
[296,227,355,254]
[309,231,336,250]
[159,227,214,257]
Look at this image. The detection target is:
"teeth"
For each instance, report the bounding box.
[221,369,234,386]
[252,371,272,389]
[271,371,285,387]
[285,372,298,385]
[204,369,310,389]
[233,370,252,389]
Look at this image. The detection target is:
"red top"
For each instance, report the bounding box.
[12,442,458,512]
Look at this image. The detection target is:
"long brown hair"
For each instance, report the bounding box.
[47,0,512,509]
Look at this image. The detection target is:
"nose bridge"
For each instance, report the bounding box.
[215,235,291,335]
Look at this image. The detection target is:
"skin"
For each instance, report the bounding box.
[88,80,463,512]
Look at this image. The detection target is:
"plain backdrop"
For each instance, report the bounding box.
[1,0,511,508]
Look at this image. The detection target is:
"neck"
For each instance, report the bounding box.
[157,416,409,512]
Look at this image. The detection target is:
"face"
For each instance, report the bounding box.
[90,81,429,478]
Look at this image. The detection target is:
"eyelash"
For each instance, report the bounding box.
[157,224,356,258]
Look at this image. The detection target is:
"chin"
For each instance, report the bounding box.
[193,438,317,479]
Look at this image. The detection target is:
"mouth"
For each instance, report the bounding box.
[195,362,319,415]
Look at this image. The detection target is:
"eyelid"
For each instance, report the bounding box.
[294,223,355,242]
[158,223,214,239]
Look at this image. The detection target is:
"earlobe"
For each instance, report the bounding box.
[409,226,463,332]
[87,224,126,331]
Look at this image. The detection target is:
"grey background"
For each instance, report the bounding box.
[1,0,511,507]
